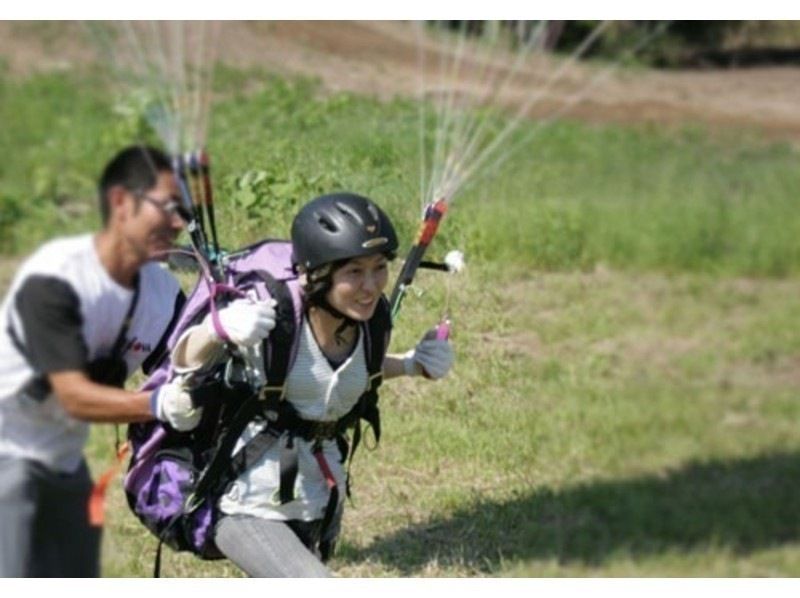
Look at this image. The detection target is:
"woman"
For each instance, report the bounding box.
[169,192,454,576]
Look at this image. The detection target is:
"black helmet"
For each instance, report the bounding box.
[291,192,398,273]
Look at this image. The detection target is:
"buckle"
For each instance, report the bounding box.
[309,420,339,440]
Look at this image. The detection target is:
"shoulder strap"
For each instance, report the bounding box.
[346,294,392,477]
[364,295,391,378]
[237,269,300,395]
[109,273,140,359]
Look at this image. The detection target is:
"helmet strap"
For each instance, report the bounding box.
[313,296,357,345]
[303,270,358,346]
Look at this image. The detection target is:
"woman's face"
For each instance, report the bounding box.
[326,253,390,321]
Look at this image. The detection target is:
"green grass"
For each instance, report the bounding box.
[3,68,800,276]
[3,62,800,577]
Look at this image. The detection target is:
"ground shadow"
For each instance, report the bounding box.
[340,451,800,574]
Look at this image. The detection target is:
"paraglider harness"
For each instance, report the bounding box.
[124,239,391,576]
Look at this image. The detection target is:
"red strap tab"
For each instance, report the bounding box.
[313,447,337,491]
[88,442,130,527]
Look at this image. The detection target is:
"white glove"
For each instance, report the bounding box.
[150,378,202,431]
[204,298,277,347]
[402,335,454,380]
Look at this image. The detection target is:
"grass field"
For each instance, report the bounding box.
[2,61,800,577]
[85,263,800,577]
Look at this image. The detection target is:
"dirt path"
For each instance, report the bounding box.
[3,21,800,140]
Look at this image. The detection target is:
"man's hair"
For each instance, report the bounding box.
[98,145,172,225]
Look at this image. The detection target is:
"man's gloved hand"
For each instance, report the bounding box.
[402,331,454,380]
[150,378,202,431]
[204,298,277,347]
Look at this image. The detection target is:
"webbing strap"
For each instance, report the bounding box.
[313,445,339,546]
[88,441,130,527]
[109,273,140,358]
[344,373,382,499]
[279,437,299,504]
[154,538,164,578]
[347,297,390,456]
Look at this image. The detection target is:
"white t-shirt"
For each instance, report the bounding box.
[219,317,370,522]
[0,234,183,472]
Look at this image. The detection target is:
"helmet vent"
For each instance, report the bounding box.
[366,203,379,222]
[318,215,338,233]
[336,201,366,226]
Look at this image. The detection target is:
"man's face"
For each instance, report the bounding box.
[121,170,185,261]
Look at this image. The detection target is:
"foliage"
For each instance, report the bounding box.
[0,68,157,244]
[0,195,25,253]
[435,21,760,67]
[224,166,339,225]
[553,21,800,68]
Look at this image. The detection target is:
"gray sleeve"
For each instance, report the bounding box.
[13,275,88,373]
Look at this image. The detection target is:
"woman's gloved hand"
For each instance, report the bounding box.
[204,298,277,347]
[402,329,454,380]
[150,377,202,431]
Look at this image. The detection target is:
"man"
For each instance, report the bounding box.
[0,145,198,577]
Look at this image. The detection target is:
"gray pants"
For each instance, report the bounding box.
[214,515,332,578]
[0,456,101,577]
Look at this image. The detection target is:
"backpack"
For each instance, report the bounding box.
[123,239,391,574]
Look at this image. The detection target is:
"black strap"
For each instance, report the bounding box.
[279,436,299,504]
[353,295,391,446]
[341,296,391,499]
[242,269,297,387]
[110,273,140,359]
[314,444,339,548]
[154,538,164,578]
[365,295,392,374]
[142,290,186,375]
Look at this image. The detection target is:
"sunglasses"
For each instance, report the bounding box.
[136,193,189,221]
